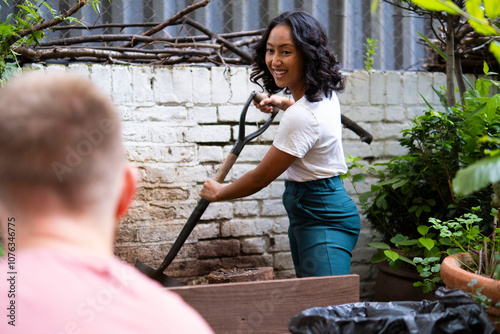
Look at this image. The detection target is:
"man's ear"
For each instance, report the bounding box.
[116,165,138,219]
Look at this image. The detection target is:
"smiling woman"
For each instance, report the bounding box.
[265,24,306,101]
[200,10,360,279]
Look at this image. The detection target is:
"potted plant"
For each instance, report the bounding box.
[354,0,500,312]
[435,207,500,329]
[346,67,500,301]
[439,77,500,328]
[366,224,449,301]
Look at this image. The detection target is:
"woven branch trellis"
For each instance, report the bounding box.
[12,0,261,67]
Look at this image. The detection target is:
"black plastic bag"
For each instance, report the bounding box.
[289,288,497,334]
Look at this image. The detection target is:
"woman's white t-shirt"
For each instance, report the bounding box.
[273,92,347,182]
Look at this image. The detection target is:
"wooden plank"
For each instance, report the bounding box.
[169,274,359,334]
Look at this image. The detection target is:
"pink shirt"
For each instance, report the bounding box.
[0,248,214,333]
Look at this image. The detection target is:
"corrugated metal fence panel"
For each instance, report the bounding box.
[0,0,432,70]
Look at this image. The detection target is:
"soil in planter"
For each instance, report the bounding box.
[207,267,274,284]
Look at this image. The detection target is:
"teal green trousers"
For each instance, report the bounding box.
[283,176,360,277]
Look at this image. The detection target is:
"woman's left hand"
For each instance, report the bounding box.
[253,95,295,113]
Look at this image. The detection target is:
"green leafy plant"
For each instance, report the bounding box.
[430,208,499,279]
[372,0,500,106]
[468,279,500,309]
[368,224,447,293]
[433,209,500,310]
[409,0,500,105]
[346,72,500,296]
[372,0,500,61]
[449,65,500,311]
[369,207,499,293]
[363,37,378,70]
[0,0,101,83]
[357,112,494,242]
[352,73,500,245]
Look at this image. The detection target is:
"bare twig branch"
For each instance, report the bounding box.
[11,0,261,67]
[123,0,211,48]
[40,34,159,46]
[41,45,215,56]
[183,17,253,62]
[15,46,220,62]
[14,46,162,61]
[159,29,264,43]
[234,36,262,47]
[39,34,222,47]
[51,22,164,30]
[40,31,262,48]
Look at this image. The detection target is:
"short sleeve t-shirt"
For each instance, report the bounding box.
[0,248,214,333]
[273,92,347,182]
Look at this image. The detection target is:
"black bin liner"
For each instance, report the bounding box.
[289,288,497,334]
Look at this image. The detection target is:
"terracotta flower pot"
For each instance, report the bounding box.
[441,253,500,330]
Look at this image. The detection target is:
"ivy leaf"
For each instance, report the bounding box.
[490,40,500,64]
[352,174,365,183]
[396,239,419,246]
[368,242,391,250]
[453,155,500,195]
[0,23,15,37]
[484,93,500,123]
[483,61,490,75]
[359,191,373,203]
[398,254,416,266]
[417,225,430,236]
[370,251,388,263]
[484,0,500,19]
[466,0,499,36]
[476,77,493,97]
[384,250,400,262]
[392,179,408,189]
[419,237,435,250]
[411,0,460,14]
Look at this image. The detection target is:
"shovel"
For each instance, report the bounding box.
[134,91,278,286]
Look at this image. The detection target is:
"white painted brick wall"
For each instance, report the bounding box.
[90,64,112,96]
[369,71,387,105]
[112,66,133,103]
[132,66,154,103]
[192,67,212,104]
[403,71,419,105]
[234,201,260,217]
[153,67,175,103]
[31,63,459,300]
[386,71,403,106]
[241,237,267,254]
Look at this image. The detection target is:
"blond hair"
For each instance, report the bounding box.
[0,71,125,211]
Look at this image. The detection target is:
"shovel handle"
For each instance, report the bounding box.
[213,152,237,183]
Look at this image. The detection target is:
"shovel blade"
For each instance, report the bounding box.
[134,258,183,287]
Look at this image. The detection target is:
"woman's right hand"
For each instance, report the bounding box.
[200,179,223,202]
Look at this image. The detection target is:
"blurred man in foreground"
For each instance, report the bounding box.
[0,71,213,333]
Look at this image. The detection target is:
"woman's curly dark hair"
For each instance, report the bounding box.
[250,10,344,103]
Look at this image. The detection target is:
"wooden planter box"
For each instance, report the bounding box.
[170,274,359,333]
